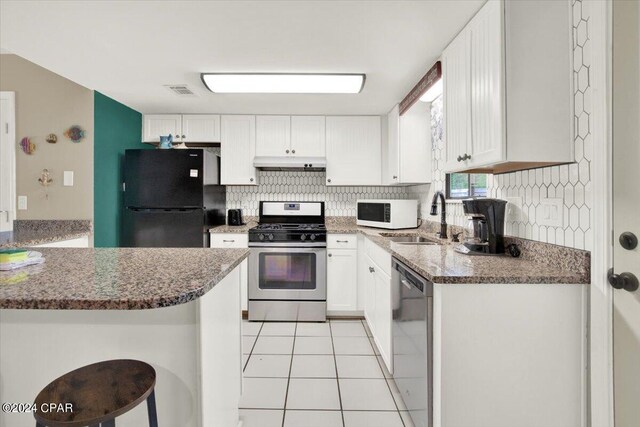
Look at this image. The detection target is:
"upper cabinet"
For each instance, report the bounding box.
[386,103,432,185]
[326,116,382,186]
[255,115,326,158]
[291,116,326,157]
[443,0,573,174]
[256,116,291,156]
[142,114,221,144]
[220,115,257,185]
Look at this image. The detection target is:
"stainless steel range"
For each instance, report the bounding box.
[248,201,327,322]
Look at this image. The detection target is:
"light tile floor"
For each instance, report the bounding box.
[239,319,413,427]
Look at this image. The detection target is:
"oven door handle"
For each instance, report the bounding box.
[249,242,327,248]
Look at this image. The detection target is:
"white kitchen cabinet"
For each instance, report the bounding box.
[256,116,291,157]
[386,103,432,185]
[142,114,182,143]
[182,114,220,143]
[220,115,257,185]
[33,236,89,248]
[291,116,326,157]
[326,116,382,186]
[143,114,221,143]
[442,0,573,173]
[361,237,392,373]
[210,232,249,312]
[327,249,358,312]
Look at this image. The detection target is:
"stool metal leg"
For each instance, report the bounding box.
[101,419,115,427]
[146,389,158,427]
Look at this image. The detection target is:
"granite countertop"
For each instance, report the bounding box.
[208,219,258,233]
[0,220,92,248]
[325,218,590,285]
[0,247,249,310]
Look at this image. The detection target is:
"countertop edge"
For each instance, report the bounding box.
[0,249,250,310]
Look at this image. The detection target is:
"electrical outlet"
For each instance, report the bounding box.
[538,198,564,227]
[18,196,27,210]
[505,197,523,222]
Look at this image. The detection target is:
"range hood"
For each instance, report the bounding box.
[253,156,326,171]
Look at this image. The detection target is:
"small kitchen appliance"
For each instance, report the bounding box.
[227,209,244,226]
[356,199,418,229]
[459,198,507,255]
[248,201,327,322]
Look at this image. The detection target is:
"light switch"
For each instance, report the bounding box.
[538,198,564,227]
[18,196,27,210]
[63,171,74,187]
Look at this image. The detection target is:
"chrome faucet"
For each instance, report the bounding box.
[430,191,448,239]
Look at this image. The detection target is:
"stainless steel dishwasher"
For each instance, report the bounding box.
[392,258,433,427]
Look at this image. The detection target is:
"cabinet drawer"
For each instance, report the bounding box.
[210,233,248,248]
[327,234,357,249]
[364,237,392,276]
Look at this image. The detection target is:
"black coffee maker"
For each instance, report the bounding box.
[227,209,245,226]
[460,198,507,255]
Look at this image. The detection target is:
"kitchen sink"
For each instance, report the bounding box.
[380,234,440,245]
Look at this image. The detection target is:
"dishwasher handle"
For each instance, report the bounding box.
[393,258,433,296]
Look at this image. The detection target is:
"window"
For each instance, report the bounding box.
[446,173,488,199]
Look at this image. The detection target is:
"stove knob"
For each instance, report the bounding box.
[301,234,307,241]
[268,234,274,241]
[310,234,316,240]
[258,234,265,241]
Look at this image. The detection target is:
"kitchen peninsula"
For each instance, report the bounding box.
[0,247,249,427]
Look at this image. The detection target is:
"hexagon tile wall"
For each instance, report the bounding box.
[410,0,593,251]
[228,0,593,251]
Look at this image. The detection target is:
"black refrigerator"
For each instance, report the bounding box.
[121,149,226,247]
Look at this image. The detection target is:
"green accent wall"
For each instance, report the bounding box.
[93,92,148,247]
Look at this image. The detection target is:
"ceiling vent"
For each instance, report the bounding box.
[164,84,196,96]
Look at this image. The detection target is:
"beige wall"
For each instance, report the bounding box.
[0,54,93,220]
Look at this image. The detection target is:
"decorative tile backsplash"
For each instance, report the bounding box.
[227,0,592,251]
[226,171,412,217]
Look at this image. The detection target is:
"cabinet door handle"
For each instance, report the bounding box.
[328,253,332,257]
[393,175,398,179]
[327,178,332,183]
[223,240,235,243]
[286,149,290,154]
[291,149,295,154]
[250,177,254,182]
[182,134,186,139]
[464,153,472,161]
[336,240,349,243]
[457,155,463,162]
[369,266,375,273]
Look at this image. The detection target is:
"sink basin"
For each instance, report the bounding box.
[381,234,440,245]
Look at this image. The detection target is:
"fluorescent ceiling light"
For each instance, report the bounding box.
[419,78,443,103]
[201,73,365,94]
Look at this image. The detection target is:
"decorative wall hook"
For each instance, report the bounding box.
[46,133,58,144]
[38,169,53,187]
[20,137,36,154]
[64,125,85,143]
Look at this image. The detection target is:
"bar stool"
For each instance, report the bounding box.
[33,359,158,427]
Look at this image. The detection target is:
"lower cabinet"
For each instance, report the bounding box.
[327,249,358,312]
[210,233,249,311]
[361,238,393,373]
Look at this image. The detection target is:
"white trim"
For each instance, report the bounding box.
[0,91,16,232]
[587,1,614,427]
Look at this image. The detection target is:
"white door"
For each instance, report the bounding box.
[220,115,257,185]
[181,114,220,143]
[326,116,382,186]
[387,105,400,184]
[327,249,357,311]
[612,2,640,425]
[142,114,182,143]
[0,92,16,232]
[291,116,326,157]
[467,0,504,168]
[255,115,291,157]
[442,28,472,173]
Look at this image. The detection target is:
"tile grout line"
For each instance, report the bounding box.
[243,321,265,372]
[361,319,407,427]
[281,322,297,427]
[329,321,347,427]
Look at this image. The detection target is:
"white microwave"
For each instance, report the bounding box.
[356,199,418,229]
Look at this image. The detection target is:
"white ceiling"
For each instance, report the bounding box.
[0,0,483,115]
